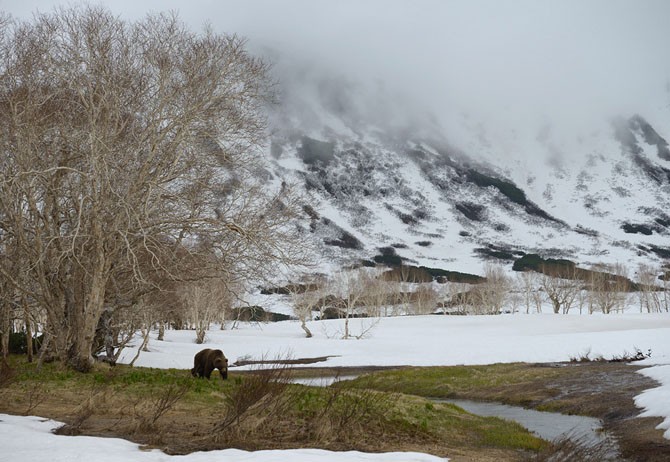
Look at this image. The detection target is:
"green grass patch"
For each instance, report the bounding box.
[387,393,546,451]
[5,356,229,402]
[340,363,563,400]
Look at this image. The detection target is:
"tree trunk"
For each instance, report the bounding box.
[0,300,9,362]
[343,312,350,339]
[22,297,33,363]
[35,332,52,373]
[300,318,313,338]
[66,307,100,372]
[129,327,151,367]
[66,269,108,372]
[195,327,206,344]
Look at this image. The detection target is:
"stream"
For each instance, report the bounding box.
[435,398,618,453]
[290,375,359,387]
[290,374,621,457]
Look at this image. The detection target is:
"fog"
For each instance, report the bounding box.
[4,0,670,143]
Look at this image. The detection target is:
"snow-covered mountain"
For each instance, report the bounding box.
[263,72,670,277]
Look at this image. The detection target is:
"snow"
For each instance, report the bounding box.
[634,365,670,439]
[0,414,444,462]
[117,313,670,370]
[3,310,670,460]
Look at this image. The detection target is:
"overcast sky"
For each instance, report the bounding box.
[4,0,670,138]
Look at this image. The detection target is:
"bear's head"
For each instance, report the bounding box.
[214,355,228,380]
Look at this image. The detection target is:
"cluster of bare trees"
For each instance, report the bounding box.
[290,269,385,339]
[462,262,667,315]
[290,267,441,339]
[635,264,669,313]
[0,7,309,370]
[287,262,668,337]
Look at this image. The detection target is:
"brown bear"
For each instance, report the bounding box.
[191,348,228,380]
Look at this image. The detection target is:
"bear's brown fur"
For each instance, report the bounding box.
[191,348,228,380]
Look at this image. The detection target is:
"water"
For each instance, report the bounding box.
[436,398,619,456]
[290,375,359,387]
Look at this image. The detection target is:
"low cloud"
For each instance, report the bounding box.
[7,0,670,143]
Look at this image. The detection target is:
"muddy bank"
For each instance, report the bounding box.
[525,362,670,462]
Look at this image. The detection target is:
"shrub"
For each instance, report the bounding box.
[621,223,654,235]
[298,136,335,166]
[230,306,291,322]
[512,254,575,275]
[475,247,516,261]
[324,230,363,250]
[455,202,486,221]
[373,252,403,267]
[218,362,293,433]
[466,169,528,205]
[420,266,485,284]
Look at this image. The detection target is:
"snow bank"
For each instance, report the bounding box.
[635,365,670,439]
[117,313,670,370]
[0,414,447,462]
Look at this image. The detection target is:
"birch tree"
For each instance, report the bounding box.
[516,270,539,314]
[329,268,381,339]
[636,264,662,313]
[469,263,510,314]
[0,7,308,371]
[180,280,233,344]
[539,267,581,314]
[588,263,629,314]
[289,275,328,338]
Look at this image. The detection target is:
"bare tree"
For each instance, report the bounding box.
[180,280,233,344]
[411,284,440,315]
[289,275,328,338]
[0,7,309,371]
[539,266,581,314]
[360,270,395,318]
[387,265,418,315]
[328,268,381,339]
[662,269,670,312]
[468,263,510,315]
[636,264,662,313]
[442,282,469,314]
[612,263,632,312]
[587,263,629,314]
[128,301,154,367]
[332,270,364,339]
[516,271,539,314]
[576,286,589,315]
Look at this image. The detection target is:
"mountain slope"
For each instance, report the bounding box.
[264,79,670,276]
